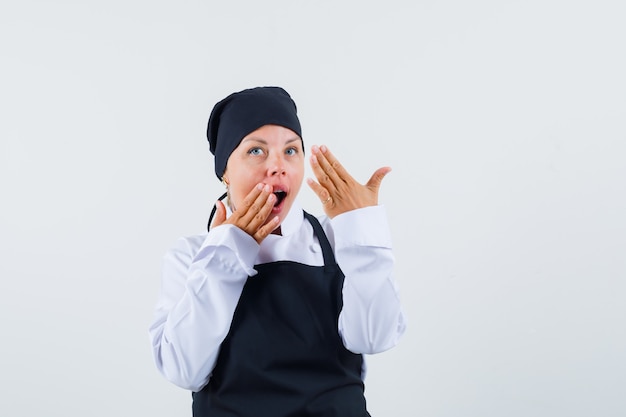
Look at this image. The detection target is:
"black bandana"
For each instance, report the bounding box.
[206,86,302,179]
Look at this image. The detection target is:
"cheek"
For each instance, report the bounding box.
[227,164,260,189]
[289,171,305,196]
[289,159,305,178]
[228,184,249,210]
[229,174,266,209]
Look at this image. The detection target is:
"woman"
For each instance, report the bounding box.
[149,86,406,416]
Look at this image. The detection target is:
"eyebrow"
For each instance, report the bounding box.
[241,137,301,145]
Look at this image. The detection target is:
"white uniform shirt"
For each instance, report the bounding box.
[149,201,406,392]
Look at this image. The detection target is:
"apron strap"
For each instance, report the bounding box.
[303,211,336,267]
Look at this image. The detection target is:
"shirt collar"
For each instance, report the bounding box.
[278,198,303,236]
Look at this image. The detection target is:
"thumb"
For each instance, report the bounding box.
[211,200,227,229]
[366,166,392,191]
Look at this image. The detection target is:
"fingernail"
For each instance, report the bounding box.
[320,145,327,153]
[312,145,319,153]
[264,184,272,192]
[257,183,264,190]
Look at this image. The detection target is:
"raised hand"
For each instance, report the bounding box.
[211,183,280,244]
[307,145,391,218]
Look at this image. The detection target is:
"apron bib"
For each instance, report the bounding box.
[192,212,369,417]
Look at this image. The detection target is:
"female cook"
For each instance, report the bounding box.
[149,86,406,416]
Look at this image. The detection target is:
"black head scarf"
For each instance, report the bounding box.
[207,86,302,180]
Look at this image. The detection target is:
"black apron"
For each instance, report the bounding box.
[192,211,370,417]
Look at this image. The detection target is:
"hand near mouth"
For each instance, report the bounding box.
[307,145,391,219]
[211,183,280,244]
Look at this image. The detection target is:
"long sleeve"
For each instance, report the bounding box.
[148,225,260,392]
[149,202,406,391]
[332,205,407,354]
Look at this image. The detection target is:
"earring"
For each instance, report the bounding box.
[222,177,229,188]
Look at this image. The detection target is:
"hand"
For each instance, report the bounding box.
[211,183,280,244]
[307,145,391,218]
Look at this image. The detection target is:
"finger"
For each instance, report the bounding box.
[234,183,269,225]
[306,178,331,201]
[253,215,280,243]
[366,166,392,192]
[310,148,341,192]
[236,183,265,216]
[253,191,277,229]
[239,184,276,230]
[315,145,354,186]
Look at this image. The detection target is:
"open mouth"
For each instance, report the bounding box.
[273,190,286,207]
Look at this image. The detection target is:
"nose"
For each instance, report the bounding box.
[268,154,286,176]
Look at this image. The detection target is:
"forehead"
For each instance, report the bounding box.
[239,124,302,146]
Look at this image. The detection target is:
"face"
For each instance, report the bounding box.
[223,124,305,229]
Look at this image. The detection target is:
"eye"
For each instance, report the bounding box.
[247,147,264,156]
[285,147,298,156]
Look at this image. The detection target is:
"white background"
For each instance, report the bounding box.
[1,1,625,416]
